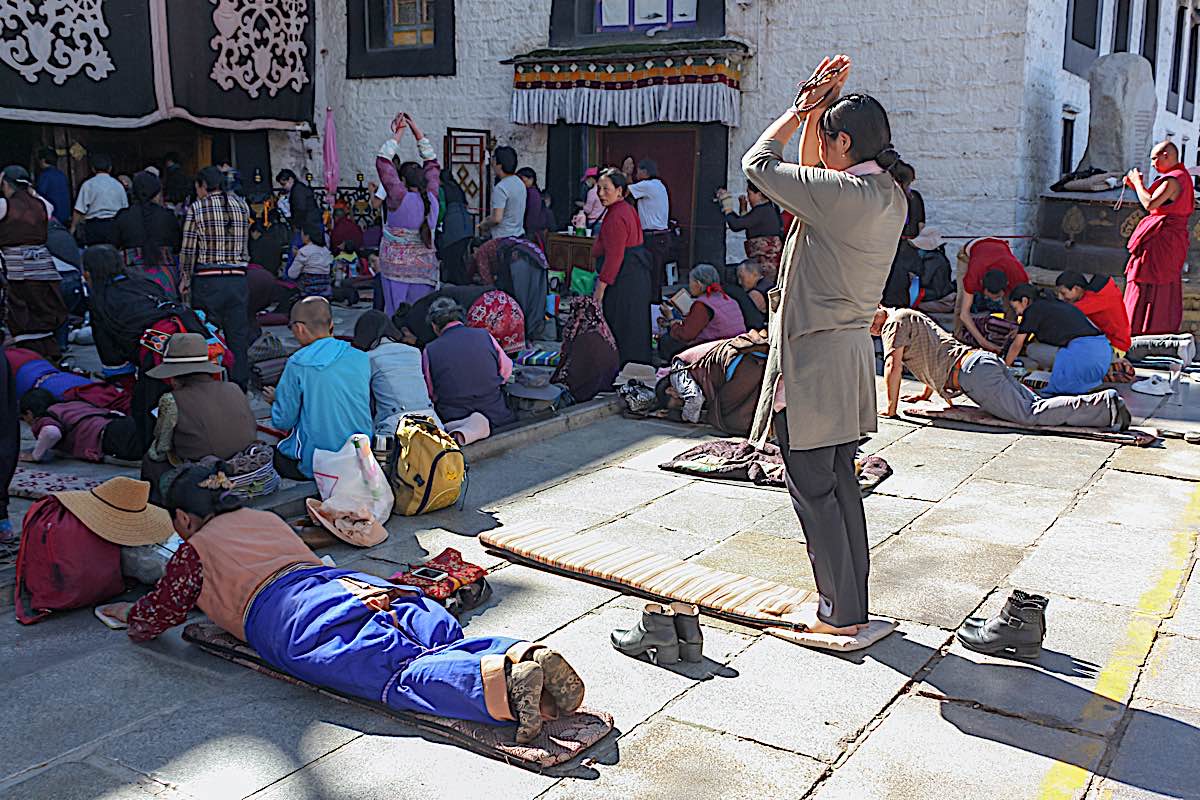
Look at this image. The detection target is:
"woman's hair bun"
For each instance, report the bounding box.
[875,147,900,170]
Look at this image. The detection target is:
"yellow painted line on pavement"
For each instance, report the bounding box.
[1037,487,1200,800]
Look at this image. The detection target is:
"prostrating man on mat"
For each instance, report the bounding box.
[1004,284,1112,396]
[262,297,372,480]
[957,237,1028,352]
[99,463,586,744]
[873,307,1130,430]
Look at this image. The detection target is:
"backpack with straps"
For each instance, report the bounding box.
[386,415,467,516]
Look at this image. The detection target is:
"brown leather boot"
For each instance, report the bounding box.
[506,661,544,744]
[531,647,585,715]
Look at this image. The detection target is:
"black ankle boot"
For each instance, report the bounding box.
[669,602,703,663]
[965,591,1047,634]
[611,603,680,665]
[957,601,1044,659]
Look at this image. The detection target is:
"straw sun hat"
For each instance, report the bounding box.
[55,477,174,547]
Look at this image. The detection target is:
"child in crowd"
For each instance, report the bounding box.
[19,388,141,463]
[288,223,334,299]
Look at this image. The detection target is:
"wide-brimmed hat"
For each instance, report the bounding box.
[56,477,173,546]
[145,333,223,379]
[305,498,388,547]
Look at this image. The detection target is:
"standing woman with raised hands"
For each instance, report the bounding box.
[743,55,908,637]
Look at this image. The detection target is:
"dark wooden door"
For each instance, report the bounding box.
[597,126,699,270]
[443,128,491,230]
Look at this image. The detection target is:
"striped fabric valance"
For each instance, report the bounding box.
[509,50,744,128]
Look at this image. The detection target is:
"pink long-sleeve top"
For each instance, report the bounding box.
[375,155,441,233]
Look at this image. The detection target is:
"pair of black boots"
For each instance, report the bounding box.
[956,590,1047,659]
[611,602,704,665]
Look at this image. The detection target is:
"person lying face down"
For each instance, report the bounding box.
[654,332,769,436]
[100,462,587,744]
[872,307,1130,431]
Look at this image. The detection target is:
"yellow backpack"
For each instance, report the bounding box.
[387,415,467,516]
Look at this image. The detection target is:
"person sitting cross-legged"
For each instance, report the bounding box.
[873,307,1130,430]
[422,297,516,434]
[263,297,372,480]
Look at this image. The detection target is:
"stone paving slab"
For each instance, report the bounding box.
[1135,634,1200,710]
[664,626,949,763]
[520,417,699,471]
[542,716,826,799]
[529,466,692,515]
[0,607,129,686]
[870,441,994,502]
[868,532,1026,628]
[907,477,1075,547]
[95,686,388,800]
[459,563,618,640]
[739,495,928,549]
[1110,439,1200,482]
[0,646,229,780]
[1087,702,1200,800]
[1062,469,1200,531]
[1164,562,1200,638]
[858,417,919,455]
[921,593,1134,736]
[896,424,1021,454]
[2,761,167,800]
[624,482,789,544]
[1008,519,1188,612]
[692,530,817,590]
[811,694,1102,800]
[252,727,556,800]
[537,605,753,733]
[972,443,1109,491]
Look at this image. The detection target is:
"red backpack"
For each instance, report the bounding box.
[14,497,124,624]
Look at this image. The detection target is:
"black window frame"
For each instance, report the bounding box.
[549,0,723,47]
[1113,0,1131,52]
[1064,0,1104,76]
[1169,5,1186,112]
[347,0,456,78]
[1185,20,1199,121]
[1061,117,1076,177]
[1143,0,1161,78]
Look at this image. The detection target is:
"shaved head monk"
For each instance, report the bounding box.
[1122,140,1194,335]
[262,296,372,480]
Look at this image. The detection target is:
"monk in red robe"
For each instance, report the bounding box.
[1123,141,1194,335]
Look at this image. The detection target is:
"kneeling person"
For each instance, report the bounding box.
[19,389,140,463]
[874,308,1129,430]
[1005,284,1111,396]
[102,463,586,743]
[656,332,768,437]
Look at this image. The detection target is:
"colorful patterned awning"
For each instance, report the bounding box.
[506,40,749,128]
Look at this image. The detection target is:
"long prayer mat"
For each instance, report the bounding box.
[8,468,107,500]
[657,439,892,493]
[182,623,614,773]
[480,523,896,651]
[902,405,1158,446]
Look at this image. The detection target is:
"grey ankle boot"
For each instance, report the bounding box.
[965,590,1047,634]
[611,603,680,665]
[669,602,703,663]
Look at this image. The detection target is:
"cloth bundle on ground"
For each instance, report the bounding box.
[515,349,561,367]
[481,524,895,651]
[390,548,492,616]
[903,403,1157,446]
[657,438,892,493]
[183,623,613,772]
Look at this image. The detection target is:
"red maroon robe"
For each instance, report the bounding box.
[1124,164,1194,335]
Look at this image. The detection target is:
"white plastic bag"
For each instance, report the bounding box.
[121,534,183,585]
[312,433,394,524]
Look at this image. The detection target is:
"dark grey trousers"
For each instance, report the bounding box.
[773,411,869,628]
[958,351,1117,428]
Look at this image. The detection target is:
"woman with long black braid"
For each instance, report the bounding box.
[179,166,252,388]
[744,55,908,637]
[113,171,182,295]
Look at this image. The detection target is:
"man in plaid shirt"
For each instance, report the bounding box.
[181,166,252,387]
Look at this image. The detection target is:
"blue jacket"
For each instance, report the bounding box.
[272,337,372,477]
[36,166,70,225]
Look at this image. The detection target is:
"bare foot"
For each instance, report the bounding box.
[796,604,864,637]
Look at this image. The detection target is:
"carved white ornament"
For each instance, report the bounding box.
[209,0,308,99]
[0,0,114,85]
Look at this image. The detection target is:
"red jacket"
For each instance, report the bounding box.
[1074,278,1132,353]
